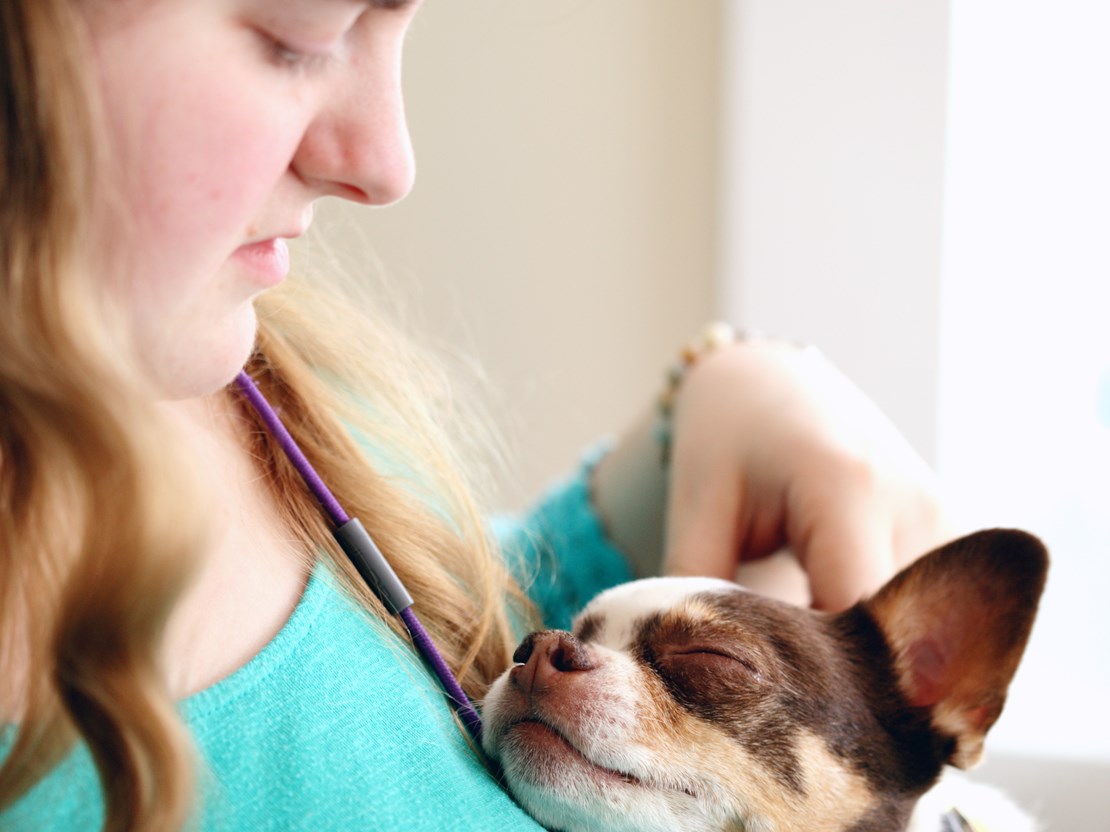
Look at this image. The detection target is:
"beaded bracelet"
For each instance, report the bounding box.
[654,322,741,467]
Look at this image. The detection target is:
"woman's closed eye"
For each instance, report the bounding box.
[259,32,338,74]
[245,1,368,76]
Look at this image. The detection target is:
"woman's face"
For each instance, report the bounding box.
[85,0,420,397]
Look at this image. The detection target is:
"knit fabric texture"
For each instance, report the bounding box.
[0,452,633,831]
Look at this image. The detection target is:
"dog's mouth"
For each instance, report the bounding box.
[505,718,697,799]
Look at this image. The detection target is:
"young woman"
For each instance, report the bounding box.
[0,1,948,829]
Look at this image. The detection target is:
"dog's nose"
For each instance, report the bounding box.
[511,630,595,693]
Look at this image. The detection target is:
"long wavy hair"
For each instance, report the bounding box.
[0,2,532,830]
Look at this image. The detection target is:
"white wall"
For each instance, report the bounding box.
[937,0,1110,764]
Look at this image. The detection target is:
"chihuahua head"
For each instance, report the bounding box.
[482,529,1047,832]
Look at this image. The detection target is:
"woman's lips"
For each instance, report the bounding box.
[232,237,290,286]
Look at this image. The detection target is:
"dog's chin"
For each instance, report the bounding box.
[495,720,724,832]
[501,719,649,790]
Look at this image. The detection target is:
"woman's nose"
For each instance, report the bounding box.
[292,57,415,206]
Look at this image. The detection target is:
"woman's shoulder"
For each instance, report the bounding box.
[4,566,546,830]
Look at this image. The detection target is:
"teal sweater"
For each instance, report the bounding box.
[0,456,634,831]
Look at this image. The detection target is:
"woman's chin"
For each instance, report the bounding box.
[140,306,259,401]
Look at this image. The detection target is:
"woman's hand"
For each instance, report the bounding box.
[591,337,951,611]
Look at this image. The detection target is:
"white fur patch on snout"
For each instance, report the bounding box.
[481,641,644,765]
[575,576,742,649]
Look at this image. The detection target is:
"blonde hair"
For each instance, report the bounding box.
[0,2,532,830]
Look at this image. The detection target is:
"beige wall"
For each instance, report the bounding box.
[313,1,723,509]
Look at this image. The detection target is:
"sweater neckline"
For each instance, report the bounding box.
[0,566,333,749]
[179,564,330,722]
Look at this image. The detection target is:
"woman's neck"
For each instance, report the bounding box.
[158,391,312,699]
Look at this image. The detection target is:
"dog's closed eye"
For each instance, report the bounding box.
[652,645,767,691]
[661,648,761,677]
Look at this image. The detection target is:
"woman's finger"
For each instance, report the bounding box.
[663,460,744,579]
[788,473,896,611]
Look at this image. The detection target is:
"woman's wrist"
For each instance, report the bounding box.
[654,322,740,466]
[590,323,748,578]
[588,410,668,579]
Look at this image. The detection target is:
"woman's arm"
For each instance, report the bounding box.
[591,337,951,611]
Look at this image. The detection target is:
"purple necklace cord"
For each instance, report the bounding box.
[233,371,483,743]
[234,372,350,526]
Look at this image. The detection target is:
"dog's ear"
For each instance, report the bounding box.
[862,529,1047,769]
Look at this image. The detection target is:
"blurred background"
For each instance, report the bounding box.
[298,1,1110,827]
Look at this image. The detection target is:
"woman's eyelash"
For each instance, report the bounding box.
[262,34,334,74]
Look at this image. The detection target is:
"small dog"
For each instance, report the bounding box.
[482,529,1047,832]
